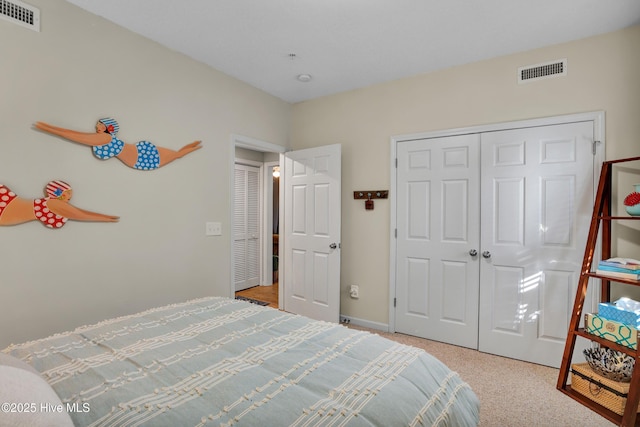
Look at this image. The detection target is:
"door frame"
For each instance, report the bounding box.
[263,161,279,287]
[388,111,605,333]
[230,134,286,308]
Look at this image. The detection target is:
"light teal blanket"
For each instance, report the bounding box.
[4,297,479,426]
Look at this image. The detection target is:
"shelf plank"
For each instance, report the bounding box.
[574,328,638,356]
[599,216,640,221]
[586,272,640,286]
[558,386,640,426]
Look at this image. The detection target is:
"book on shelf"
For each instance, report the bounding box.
[595,268,640,281]
[597,264,640,274]
[599,257,640,270]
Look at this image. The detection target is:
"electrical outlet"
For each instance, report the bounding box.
[350,285,359,299]
[205,222,222,236]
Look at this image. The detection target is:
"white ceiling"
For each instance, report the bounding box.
[64,0,640,104]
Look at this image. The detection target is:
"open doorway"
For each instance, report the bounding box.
[235,160,280,308]
[230,135,285,309]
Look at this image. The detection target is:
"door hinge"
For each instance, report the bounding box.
[394,228,397,238]
[395,158,398,168]
[592,140,600,155]
[394,297,396,307]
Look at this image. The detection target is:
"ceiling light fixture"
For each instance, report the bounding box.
[297,73,312,83]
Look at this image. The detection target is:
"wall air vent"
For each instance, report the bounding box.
[518,59,567,84]
[0,0,39,32]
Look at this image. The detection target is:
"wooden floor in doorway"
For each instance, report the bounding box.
[235,283,278,308]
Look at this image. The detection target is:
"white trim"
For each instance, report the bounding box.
[389,139,398,333]
[278,153,285,310]
[230,135,287,308]
[341,315,389,333]
[388,111,605,332]
[392,111,605,143]
[233,134,287,154]
[263,161,279,286]
[235,158,263,168]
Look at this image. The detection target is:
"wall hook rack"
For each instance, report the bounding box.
[353,190,388,210]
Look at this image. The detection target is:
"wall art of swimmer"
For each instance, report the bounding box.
[34,118,202,171]
[0,181,119,229]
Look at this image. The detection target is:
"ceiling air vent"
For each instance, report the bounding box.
[518,59,566,84]
[0,0,39,32]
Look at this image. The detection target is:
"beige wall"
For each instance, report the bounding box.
[291,25,640,326]
[2,2,638,347]
[0,0,291,348]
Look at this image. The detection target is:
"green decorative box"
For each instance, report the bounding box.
[585,313,638,350]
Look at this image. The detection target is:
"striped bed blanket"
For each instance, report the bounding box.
[3,297,479,426]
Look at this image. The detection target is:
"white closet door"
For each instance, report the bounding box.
[395,134,481,348]
[394,119,596,368]
[234,164,261,291]
[478,121,594,367]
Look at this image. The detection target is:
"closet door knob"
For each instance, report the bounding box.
[469,249,478,256]
[482,251,491,259]
[329,243,338,249]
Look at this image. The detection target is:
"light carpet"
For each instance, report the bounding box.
[347,325,615,427]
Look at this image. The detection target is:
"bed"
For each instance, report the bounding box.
[1,297,479,426]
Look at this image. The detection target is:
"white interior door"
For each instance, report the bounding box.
[394,118,597,367]
[234,163,261,292]
[395,134,481,348]
[478,122,594,367]
[282,144,341,322]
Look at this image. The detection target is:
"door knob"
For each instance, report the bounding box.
[482,251,491,258]
[329,243,338,249]
[469,249,478,256]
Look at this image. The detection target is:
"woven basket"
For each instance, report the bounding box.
[571,363,640,415]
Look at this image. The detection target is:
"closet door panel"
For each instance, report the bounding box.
[395,135,481,349]
[478,121,594,368]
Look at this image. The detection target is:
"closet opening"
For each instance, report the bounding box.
[234,160,279,308]
[230,135,285,309]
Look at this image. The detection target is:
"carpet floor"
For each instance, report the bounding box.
[347,325,616,427]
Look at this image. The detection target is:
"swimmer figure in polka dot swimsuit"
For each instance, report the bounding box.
[35,118,201,171]
[0,181,119,228]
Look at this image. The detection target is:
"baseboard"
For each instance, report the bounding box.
[340,314,389,332]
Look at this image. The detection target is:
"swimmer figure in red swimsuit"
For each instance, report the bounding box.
[0,181,119,229]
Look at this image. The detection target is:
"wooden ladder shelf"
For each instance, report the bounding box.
[557,156,640,426]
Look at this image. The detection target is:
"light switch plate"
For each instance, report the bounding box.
[205,222,222,236]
